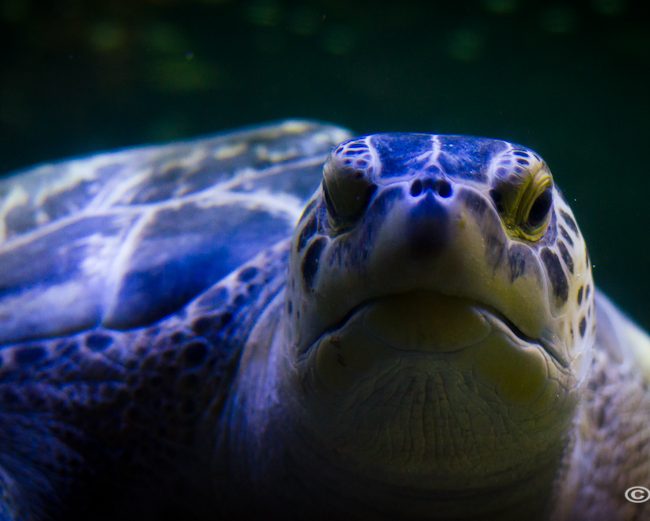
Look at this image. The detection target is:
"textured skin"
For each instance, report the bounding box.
[555,293,650,521]
[0,122,648,520]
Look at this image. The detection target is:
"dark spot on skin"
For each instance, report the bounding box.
[170,332,185,344]
[541,248,569,304]
[516,158,530,166]
[559,225,574,246]
[220,312,233,326]
[577,286,584,305]
[463,190,488,217]
[234,294,246,306]
[14,345,47,366]
[297,214,317,251]
[485,233,505,269]
[302,237,327,289]
[557,241,574,274]
[238,266,258,282]
[508,244,528,281]
[579,317,587,337]
[595,406,606,428]
[182,341,208,367]
[85,333,113,352]
[462,189,508,269]
[512,150,529,157]
[559,209,578,234]
[192,317,212,336]
[286,300,293,315]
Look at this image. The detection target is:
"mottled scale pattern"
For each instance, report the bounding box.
[560,294,650,521]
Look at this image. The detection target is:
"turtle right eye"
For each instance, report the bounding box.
[322,160,376,230]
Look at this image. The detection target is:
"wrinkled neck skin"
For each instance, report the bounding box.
[219,292,578,521]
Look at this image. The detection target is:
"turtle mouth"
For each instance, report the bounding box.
[306,290,568,369]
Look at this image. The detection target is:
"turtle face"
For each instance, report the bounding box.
[285,134,594,487]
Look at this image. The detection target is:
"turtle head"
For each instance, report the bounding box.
[285,133,595,493]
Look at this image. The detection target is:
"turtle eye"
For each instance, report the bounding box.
[525,186,552,230]
[322,156,376,230]
[492,165,554,242]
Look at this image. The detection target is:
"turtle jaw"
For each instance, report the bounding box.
[293,289,578,491]
[301,290,567,368]
[303,290,571,400]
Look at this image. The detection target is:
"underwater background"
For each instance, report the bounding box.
[1,0,648,330]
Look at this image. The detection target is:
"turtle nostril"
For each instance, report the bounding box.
[411,178,452,198]
[436,180,452,198]
[410,179,423,197]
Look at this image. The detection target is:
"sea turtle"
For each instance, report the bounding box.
[0,120,648,521]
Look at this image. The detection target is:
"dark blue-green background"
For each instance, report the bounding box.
[1,0,648,329]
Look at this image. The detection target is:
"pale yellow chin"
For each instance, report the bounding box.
[311,291,569,410]
[304,291,575,488]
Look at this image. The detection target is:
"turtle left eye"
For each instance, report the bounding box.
[492,165,554,242]
[525,187,553,229]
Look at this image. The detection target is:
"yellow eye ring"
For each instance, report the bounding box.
[497,165,554,242]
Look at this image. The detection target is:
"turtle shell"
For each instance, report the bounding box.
[0,120,351,344]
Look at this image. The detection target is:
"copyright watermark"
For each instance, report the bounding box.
[625,486,650,503]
